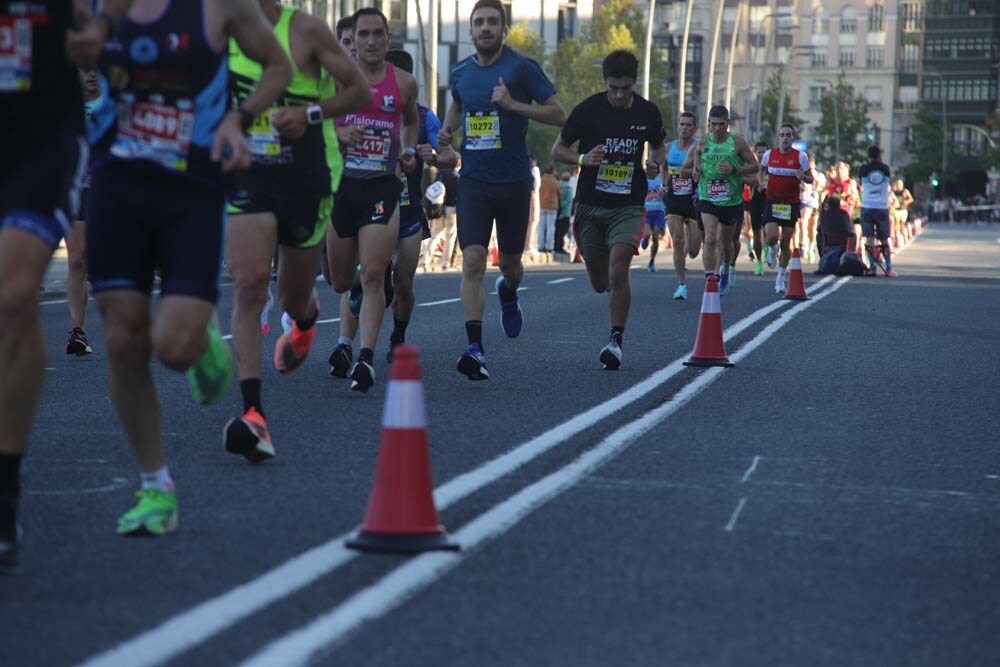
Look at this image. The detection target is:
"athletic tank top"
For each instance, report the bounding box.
[666,140,694,200]
[697,133,743,207]
[1,0,83,133]
[96,0,228,181]
[228,6,335,197]
[337,62,403,180]
[762,147,807,204]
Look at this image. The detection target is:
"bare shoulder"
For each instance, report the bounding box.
[395,67,419,102]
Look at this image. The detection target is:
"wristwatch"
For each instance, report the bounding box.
[306,104,323,126]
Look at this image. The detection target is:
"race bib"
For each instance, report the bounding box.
[706,179,731,203]
[400,176,411,207]
[595,163,633,196]
[345,126,391,172]
[772,203,792,220]
[112,98,194,172]
[0,15,32,92]
[246,107,281,157]
[464,111,501,151]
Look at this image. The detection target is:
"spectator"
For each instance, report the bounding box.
[538,165,561,257]
[555,171,574,254]
[816,195,853,274]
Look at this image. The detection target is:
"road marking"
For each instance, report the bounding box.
[724,497,748,533]
[417,298,461,307]
[75,275,846,667]
[741,455,761,483]
[546,277,575,284]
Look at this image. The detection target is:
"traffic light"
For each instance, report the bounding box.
[931,174,940,188]
[866,125,875,142]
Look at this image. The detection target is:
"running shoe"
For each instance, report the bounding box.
[599,340,622,370]
[647,262,657,273]
[274,302,319,374]
[261,286,273,336]
[281,311,294,335]
[766,244,778,269]
[329,343,353,378]
[187,315,232,405]
[641,237,649,250]
[884,268,898,278]
[728,266,736,287]
[0,524,20,575]
[495,276,523,338]
[754,260,764,276]
[350,360,375,393]
[456,343,489,381]
[223,407,274,463]
[672,284,688,300]
[864,267,878,277]
[65,327,93,356]
[774,273,787,294]
[719,271,730,295]
[116,488,177,536]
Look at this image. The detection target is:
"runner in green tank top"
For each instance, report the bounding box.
[222,1,371,464]
[686,104,758,294]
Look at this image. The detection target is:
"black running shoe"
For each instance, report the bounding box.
[65,327,93,356]
[329,343,353,378]
[350,360,375,393]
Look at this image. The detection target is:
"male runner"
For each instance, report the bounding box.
[437,0,565,380]
[760,123,813,293]
[222,0,370,462]
[664,111,701,300]
[858,144,896,277]
[552,49,665,369]
[86,0,290,535]
[326,7,419,392]
[746,140,768,275]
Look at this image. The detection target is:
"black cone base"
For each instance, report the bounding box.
[683,357,735,368]
[346,530,460,554]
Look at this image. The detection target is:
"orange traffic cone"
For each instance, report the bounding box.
[783,247,810,300]
[346,345,459,554]
[683,275,734,368]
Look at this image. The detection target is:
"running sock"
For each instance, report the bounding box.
[498,278,517,302]
[140,467,174,494]
[338,336,354,347]
[294,302,318,331]
[465,320,483,347]
[240,379,263,418]
[390,317,409,343]
[359,348,374,364]
[610,326,624,346]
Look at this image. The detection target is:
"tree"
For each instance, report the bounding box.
[754,67,807,147]
[810,75,870,169]
[901,104,947,186]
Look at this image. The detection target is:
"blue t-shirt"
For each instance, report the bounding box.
[449,46,556,183]
[645,176,665,212]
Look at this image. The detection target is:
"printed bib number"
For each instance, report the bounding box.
[464,112,501,151]
[345,127,391,172]
[0,16,33,92]
[247,107,281,157]
[400,176,411,207]
[595,163,633,196]
[771,203,792,220]
[112,99,194,172]
[706,179,731,203]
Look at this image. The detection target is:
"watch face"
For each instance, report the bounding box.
[308,106,322,124]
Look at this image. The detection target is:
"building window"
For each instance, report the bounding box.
[868,5,884,32]
[558,3,577,41]
[811,52,827,68]
[839,49,854,68]
[813,10,828,35]
[864,85,882,108]
[840,7,857,33]
[866,47,883,67]
[808,86,825,109]
[901,3,921,31]
[901,44,919,73]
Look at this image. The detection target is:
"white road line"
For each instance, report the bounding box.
[724,498,748,533]
[75,276,846,667]
[417,298,461,307]
[238,278,851,667]
[546,277,575,284]
[741,455,761,483]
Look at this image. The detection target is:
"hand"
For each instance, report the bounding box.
[66,14,109,67]
[644,159,660,179]
[339,125,366,147]
[273,107,307,141]
[491,77,513,109]
[581,145,605,167]
[399,149,418,174]
[212,113,251,173]
[417,143,437,165]
[437,126,453,147]
[716,161,733,175]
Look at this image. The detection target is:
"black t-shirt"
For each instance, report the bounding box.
[560,92,666,208]
[819,206,853,248]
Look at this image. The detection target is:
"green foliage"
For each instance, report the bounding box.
[901,104,946,185]
[754,67,807,147]
[810,74,871,170]
[505,23,547,69]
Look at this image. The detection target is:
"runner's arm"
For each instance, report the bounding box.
[308,17,372,119]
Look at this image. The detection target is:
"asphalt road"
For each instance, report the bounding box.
[3,224,999,667]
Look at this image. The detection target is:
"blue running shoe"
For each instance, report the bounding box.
[672,284,688,300]
[719,271,729,294]
[495,276,523,338]
[457,343,489,381]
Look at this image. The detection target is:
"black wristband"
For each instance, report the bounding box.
[236,106,254,132]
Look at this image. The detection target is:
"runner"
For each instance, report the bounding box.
[664,111,701,299]
[436,0,565,380]
[86,0,291,535]
[551,49,665,370]
[326,7,419,393]
[640,171,666,273]
[858,144,897,277]
[688,105,759,295]
[759,123,814,294]
[0,0,134,574]
[222,0,370,462]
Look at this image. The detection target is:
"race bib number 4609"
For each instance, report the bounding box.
[113,99,195,172]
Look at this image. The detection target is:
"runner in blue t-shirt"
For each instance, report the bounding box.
[436,0,566,381]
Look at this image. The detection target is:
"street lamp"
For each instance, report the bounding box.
[745,11,794,137]
[816,78,839,164]
[925,71,948,197]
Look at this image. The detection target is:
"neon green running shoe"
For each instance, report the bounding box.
[117,489,178,536]
[187,313,233,405]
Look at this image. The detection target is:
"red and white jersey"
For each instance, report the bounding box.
[761,148,810,205]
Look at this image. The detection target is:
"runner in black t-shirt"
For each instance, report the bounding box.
[551,50,666,371]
